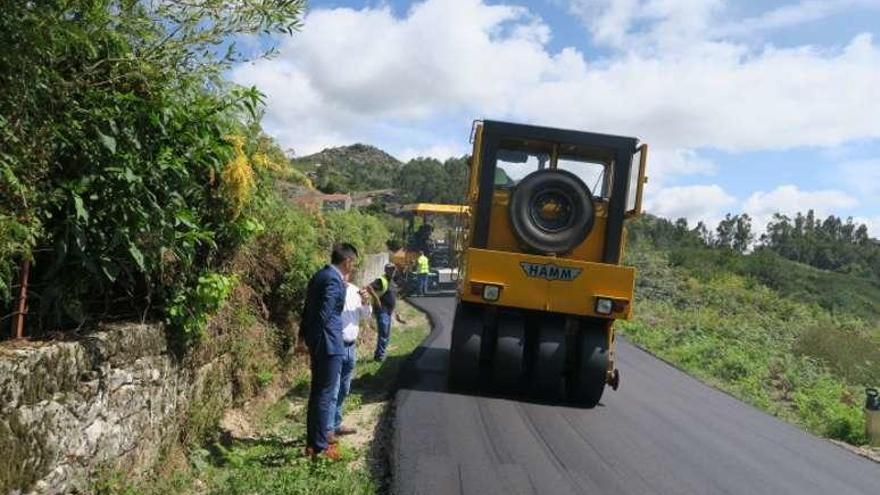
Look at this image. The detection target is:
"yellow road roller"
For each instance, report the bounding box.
[448,120,648,407]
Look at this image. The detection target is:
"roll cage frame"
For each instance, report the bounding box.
[472,120,642,265]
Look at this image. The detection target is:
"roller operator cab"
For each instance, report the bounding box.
[449,120,648,407]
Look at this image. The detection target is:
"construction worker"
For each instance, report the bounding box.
[367,264,397,362]
[416,250,430,296]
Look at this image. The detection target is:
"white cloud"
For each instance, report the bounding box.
[743,184,859,230]
[233,0,559,154]
[397,143,466,162]
[854,216,880,238]
[643,148,717,187]
[569,0,880,49]
[233,0,880,159]
[567,0,723,52]
[645,184,737,227]
[513,33,880,151]
[744,185,859,216]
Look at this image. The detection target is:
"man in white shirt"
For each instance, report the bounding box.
[329,280,372,437]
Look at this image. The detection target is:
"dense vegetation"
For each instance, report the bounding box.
[0,0,302,333]
[0,1,391,343]
[0,4,395,491]
[293,146,468,205]
[762,212,879,282]
[395,156,469,205]
[622,215,880,445]
[683,211,879,282]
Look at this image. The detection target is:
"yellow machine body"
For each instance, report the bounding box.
[457,122,645,318]
[447,119,647,406]
[459,248,635,319]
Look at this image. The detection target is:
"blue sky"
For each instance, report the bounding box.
[231,0,880,234]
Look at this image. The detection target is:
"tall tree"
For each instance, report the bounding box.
[693,221,712,245]
[733,213,754,253]
[715,214,737,249]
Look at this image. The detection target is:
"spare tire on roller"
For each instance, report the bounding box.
[508,169,595,255]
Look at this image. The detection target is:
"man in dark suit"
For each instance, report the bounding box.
[300,243,359,459]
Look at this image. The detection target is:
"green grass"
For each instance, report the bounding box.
[192,442,373,495]
[99,302,429,495]
[668,246,880,321]
[621,244,876,446]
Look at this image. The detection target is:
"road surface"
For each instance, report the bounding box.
[392,296,879,494]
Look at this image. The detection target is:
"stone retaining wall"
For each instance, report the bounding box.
[0,253,388,494]
[0,324,232,494]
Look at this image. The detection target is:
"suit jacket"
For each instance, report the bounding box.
[300,265,346,357]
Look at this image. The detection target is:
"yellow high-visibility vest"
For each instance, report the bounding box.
[416,255,430,274]
[377,275,389,296]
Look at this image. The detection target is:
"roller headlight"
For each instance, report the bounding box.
[595,298,614,315]
[482,284,501,301]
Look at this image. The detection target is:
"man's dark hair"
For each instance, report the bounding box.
[331,243,359,265]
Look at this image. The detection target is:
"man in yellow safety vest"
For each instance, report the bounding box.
[416,251,430,296]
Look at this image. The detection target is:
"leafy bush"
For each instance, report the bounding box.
[322,210,390,256]
[167,273,237,341]
[241,175,390,345]
[0,1,304,334]
[793,375,867,445]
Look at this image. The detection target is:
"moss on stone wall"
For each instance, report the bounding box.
[182,357,234,447]
[16,345,83,408]
[0,412,51,494]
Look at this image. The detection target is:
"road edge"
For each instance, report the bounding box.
[389,296,451,495]
[619,334,880,465]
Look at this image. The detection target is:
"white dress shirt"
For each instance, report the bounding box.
[342,283,372,343]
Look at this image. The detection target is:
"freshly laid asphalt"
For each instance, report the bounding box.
[392,296,879,495]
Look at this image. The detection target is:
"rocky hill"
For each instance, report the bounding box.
[296,143,402,170]
[293,144,402,193]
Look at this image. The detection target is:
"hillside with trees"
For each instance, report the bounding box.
[395,156,469,205]
[294,144,402,193]
[2,2,878,491]
[292,146,468,205]
[623,214,880,445]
